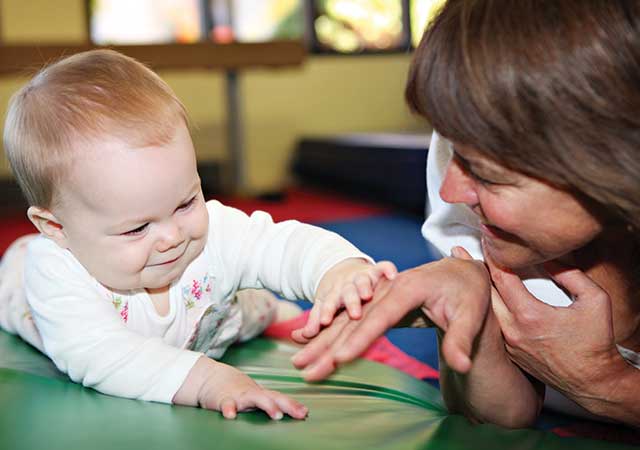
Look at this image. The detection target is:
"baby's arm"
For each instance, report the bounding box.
[209,201,381,313]
[26,242,306,419]
[296,258,397,340]
[173,356,307,420]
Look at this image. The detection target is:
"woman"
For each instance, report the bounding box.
[292,0,640,428]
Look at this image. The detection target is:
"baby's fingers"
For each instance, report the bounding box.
[319,294,342,326]
[342,283,363,320]
[241,391,283,420]
[368,261,398,285]
[218,396,238,419]
[270,391,308,420]
[297,305,323,340]
[354,273,373,301]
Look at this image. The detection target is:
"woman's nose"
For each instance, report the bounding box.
[439,160,479,206]
[156,221,183,252]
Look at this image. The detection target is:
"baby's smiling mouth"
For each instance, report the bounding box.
[148,245,187,267]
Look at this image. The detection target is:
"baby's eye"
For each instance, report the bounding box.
[122,223,149,236]
[177,196,196,211]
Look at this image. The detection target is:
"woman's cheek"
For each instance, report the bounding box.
[479,197,520,231]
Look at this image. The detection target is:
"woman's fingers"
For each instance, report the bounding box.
[291,311,351,368]
[333,293,405,363]
[543,261,606,305]
[301,352,339,381]
[483,243,541,316]
[451,246,473,260]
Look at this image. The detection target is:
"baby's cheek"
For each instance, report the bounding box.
[193,209,209,240]
[120,245,150,274]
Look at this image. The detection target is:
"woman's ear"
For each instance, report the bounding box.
[27,206,68,248]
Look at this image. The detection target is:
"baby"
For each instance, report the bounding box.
[0,49,396,420]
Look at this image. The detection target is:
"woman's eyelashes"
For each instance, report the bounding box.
[468,169,500,186]
[454,154,502,186]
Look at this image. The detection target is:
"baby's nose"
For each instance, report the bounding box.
[156,221,183,252]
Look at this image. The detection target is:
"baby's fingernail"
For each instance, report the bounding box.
[273,411,284,420]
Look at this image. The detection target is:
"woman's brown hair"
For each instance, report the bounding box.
[406,0,640,228]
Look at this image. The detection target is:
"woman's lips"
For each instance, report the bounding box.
[480,222,511,240]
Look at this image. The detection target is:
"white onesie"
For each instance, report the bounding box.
[0,200,370,404]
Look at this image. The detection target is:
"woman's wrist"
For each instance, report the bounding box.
[438,312,543,427]
[576,349,640,426]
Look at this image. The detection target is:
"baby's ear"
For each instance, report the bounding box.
[27,206,68,248]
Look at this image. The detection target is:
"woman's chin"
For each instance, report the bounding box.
[483,240,542,270]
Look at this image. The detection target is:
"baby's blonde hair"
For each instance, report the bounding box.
[3,49,188,208]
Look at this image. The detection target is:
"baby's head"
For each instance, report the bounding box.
[4,49,209,291]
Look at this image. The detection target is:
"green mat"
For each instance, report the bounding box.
[0,331,633,450]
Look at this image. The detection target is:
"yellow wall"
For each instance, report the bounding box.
[0,0,424,193]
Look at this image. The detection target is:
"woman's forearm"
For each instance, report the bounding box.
[567,352,640,428]
[438,312,544,428]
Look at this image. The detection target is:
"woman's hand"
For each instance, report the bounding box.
[484,245,628,414]
[291,248,492,380]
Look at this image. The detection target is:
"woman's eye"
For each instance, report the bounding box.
[469,171,497,186]
[123,223,149,236]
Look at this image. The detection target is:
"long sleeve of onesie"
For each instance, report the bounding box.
[206,200,372,302]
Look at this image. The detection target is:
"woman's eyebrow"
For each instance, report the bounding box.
[452,148,505,175]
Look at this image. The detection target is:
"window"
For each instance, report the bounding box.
[87,0,443,52]
[309,0,409,54]
[88,0,205,45]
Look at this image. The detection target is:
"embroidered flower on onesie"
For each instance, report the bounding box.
[182,274,213,310]
[111,295,129,323]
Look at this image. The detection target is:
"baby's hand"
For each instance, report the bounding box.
[293,259,397,342]
[174,357,308,420]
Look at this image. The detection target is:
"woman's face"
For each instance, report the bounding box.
[440,142,604,269]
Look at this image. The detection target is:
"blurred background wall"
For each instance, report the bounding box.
[0,0,425,195]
